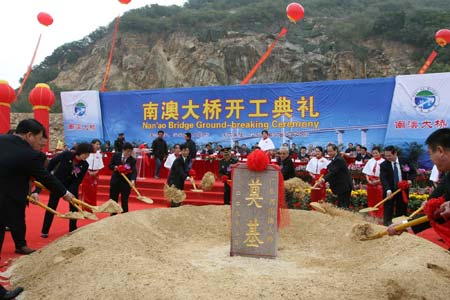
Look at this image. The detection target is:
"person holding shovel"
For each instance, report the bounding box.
[167,143,191,207]
[39,142,93,237]
[388,129,450,244]
[0,119,74,256]
[109,142,137,213]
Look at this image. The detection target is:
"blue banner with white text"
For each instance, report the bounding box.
[98,78,396,149]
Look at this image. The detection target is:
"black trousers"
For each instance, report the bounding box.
[0,200,27,253]
[110,181,131,213]
[224,182,231,205]
[383,193,407,226]
[337,189,352,209]
[42,193,78,234]
[0,284,7,296]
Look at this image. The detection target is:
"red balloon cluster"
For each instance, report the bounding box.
[119,0,132,4]
[29,83,55,108]
[0,80,16,104]
[286,2,305,23]
[37,12,53,26]
[435,29,450,47]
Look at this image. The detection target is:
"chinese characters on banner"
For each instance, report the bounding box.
[230,164,279,258]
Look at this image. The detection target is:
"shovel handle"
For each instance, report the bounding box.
[27,195,61,216]
[120,173,141,196]
[34,180,46,191]
[190,177,198,190]
[71,198,96,210]
[374,188,402,208]
[311,175,323,189]
[408,206,424,220]
[394,215,429,231]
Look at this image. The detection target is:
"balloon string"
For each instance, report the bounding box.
[418,47,439,74]
[16,33,42,98]
[101,15,120,92]
[241,26,289,85]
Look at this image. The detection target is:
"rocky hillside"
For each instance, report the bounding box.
[52,31,419,91]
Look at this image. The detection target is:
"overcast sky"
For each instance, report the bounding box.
[0,0,187,88]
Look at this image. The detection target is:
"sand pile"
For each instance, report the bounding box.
[7,206,450,300]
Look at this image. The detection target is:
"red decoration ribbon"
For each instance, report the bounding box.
[101,15,121,92]
[241,27,288,85]
[418,49,438,74]
[424,197,450,246]
[397,180,410,204]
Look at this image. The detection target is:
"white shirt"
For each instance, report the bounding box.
[258,137,275,152]
[392,159,402,181]
[86,151,104,171]
[430,165,440,183]
[362,158,385,177]
[164,153,177,170]
[306,156,330,175]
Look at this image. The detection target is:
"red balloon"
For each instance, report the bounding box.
[286,2,305,23]
[29,83,55,108]
[435,29,450,47]
[119,0,132,4]
[0,80,16,104]
[37,12,53,26]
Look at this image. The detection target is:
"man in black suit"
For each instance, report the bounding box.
[167,143,191,207]
[109,142,137,213]
[0,119,74,256]
[184,132,197,162]
[319,143,353,208]
[380,145,416,226]
[388,129,450,240]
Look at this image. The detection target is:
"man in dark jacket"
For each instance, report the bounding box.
[40,142,93,236]
[380,145,416,226]
[167,144,191,207]
[151,130,168,179]
[109,143,137,213]
[184,132,197,162]
[319,143,353,208]
[219,150,238,205]
[0,119,74,256]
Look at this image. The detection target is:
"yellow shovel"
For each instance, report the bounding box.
[33,181,98,220]
[119,173,154,204]
[359,188,402,213]
[71,198,123,214]
[360,215,429,241]
[190,177,203,192]
[392,206,424,224]
[27,195,85,220]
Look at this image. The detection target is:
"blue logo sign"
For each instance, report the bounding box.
[74,101,87,117]
[413,88,438,113]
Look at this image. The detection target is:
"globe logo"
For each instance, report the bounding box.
[74,101,87,117]
[413,89,438,113]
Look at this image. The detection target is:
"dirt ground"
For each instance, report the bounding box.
[7,205,450,300]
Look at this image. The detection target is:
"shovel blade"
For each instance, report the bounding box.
[137,196,154,204]
[359,207,379,213]
[95,200,123,213]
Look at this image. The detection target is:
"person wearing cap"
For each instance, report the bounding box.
[219,150,238,205]
[114,133,125,152]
